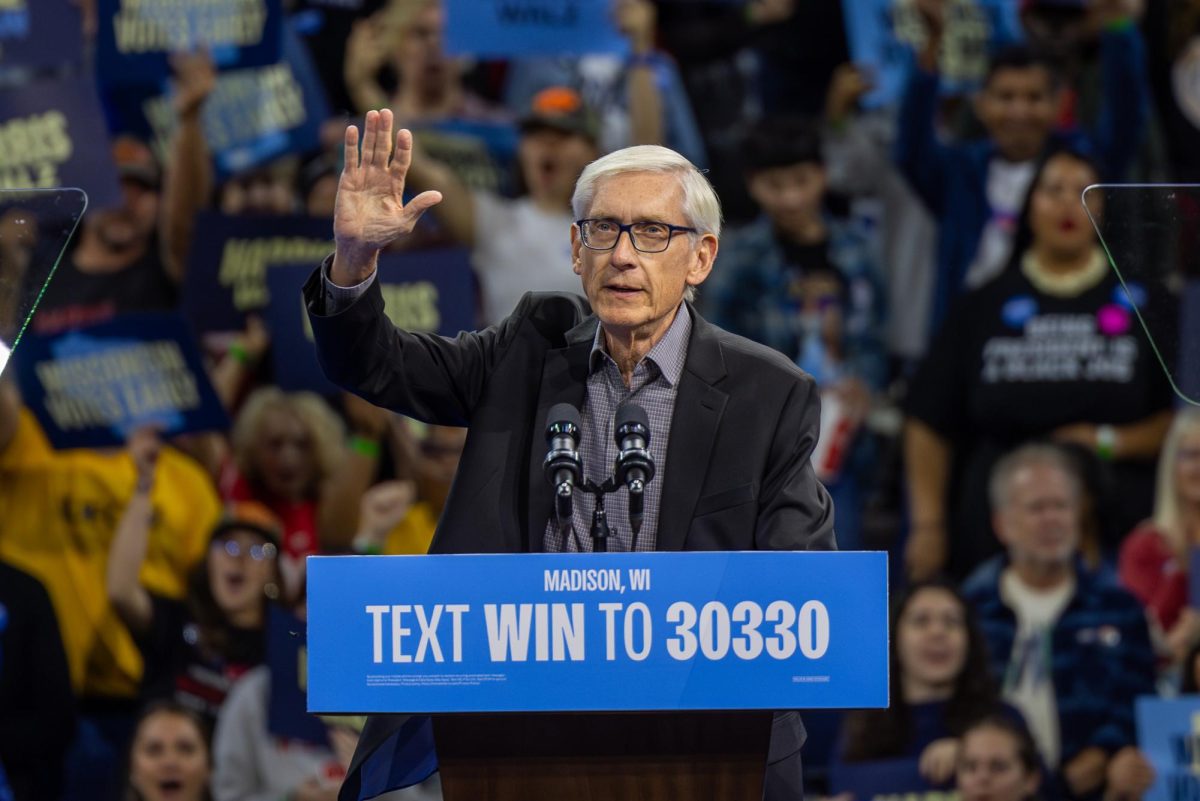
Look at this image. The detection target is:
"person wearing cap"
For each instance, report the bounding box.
[400,85,600,326]
[108,426,283,730]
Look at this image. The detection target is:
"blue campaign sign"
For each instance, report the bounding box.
[267,606,330,747]
[307,551,889,714]
[96,0,283,84]
[0,76,122,209]
[182,212,334,335]
[102,21,330,182]
[11,313,229,450]
[0,0,83,70]
[445,0,628,59]
[842,0,1022,108]
[1136,695,1200,801]
[264,248,476,394]
[830,757,951,799]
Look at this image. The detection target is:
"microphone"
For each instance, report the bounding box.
[543,403,583,526]
[614,402,655,536]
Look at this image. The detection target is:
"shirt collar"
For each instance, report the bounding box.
[588,303,692,387]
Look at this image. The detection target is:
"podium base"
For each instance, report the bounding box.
[433,711,772,801]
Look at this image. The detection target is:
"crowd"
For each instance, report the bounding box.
[1,0,1198,799]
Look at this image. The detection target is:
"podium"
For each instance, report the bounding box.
[433,710,773,800]
[307,551,888,800]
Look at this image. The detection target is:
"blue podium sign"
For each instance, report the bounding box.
[1136,695,1200,801]
[307,551,888,714]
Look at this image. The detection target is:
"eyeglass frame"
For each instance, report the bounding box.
[574,218,698,254]
[212,538,278,561]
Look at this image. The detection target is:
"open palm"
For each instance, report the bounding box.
[333,108,442,281]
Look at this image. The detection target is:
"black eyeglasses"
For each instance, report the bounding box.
[575,218,697,253]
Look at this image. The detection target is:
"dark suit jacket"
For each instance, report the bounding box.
[304,268,836,800]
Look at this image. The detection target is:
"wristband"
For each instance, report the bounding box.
[228,343,250,365]
[1096,425,1118,462]
[348,435,381,458]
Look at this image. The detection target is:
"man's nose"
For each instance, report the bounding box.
[609,228,639,268]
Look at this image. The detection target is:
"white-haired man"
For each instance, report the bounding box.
[305,109,836,800]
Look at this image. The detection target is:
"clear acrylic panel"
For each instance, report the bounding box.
[0,189,87,375]
[1083,184,1200,406]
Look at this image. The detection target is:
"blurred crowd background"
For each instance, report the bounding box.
[3,0,1200,799]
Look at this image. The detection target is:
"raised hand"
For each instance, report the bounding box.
[331,108,443,286]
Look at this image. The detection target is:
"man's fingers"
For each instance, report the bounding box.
[343,124,360,174]
[403,190,443,228]
[362,109,380,169]
[391,127,415,179]
[373,108,395,168]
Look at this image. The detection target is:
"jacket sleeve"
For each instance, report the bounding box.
[304,260,518,427]
[894,64,951,216]
[1083,593,1156,754]
[755,373,837,552]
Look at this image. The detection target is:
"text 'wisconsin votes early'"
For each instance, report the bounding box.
[364,568,832,666]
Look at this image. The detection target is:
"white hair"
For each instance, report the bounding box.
[571,146,721,303]
[572,145,722,237]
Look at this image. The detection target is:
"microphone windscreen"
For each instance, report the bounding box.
[615,402,650,441]
[547,402,582,431]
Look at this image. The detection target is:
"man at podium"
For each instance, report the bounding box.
[304,109,837,800]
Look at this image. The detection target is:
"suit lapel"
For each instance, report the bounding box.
[657,309,728,552]
[525,316,596,551]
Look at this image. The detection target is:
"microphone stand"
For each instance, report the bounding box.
[578,477,620,553]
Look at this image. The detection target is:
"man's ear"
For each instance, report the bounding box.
[570,224,583,276]
[686,233,718,289]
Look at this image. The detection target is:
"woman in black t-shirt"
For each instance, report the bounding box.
[904,147,1176,580]
[108,429,283,729]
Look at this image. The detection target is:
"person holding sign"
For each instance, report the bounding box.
[305,108,835,799]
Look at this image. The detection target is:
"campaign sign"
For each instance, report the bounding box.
[445,0,627,58]
[96,0,283,84]
[307,551,889,714]
[1136,695,1200,801]
[0,0,83,70]
[0,76,122,209]
[842,0,1022,108]
[104,22,330,182]
[830,757,953,799]
[183,212,334,334]
[11,313,230,450]
[264,248,475,393]
[267,606,330,747]
[414,120,520,197]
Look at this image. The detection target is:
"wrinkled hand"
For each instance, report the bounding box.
[906,523,947,582]
[615,0,657,55]
[918,738,960,785]
[127,426,162,490]
[170,50,217,117]
[825,64,875,124]
[358,480,418,545]
[1104,747,1155,800]
[332,109,442,284]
